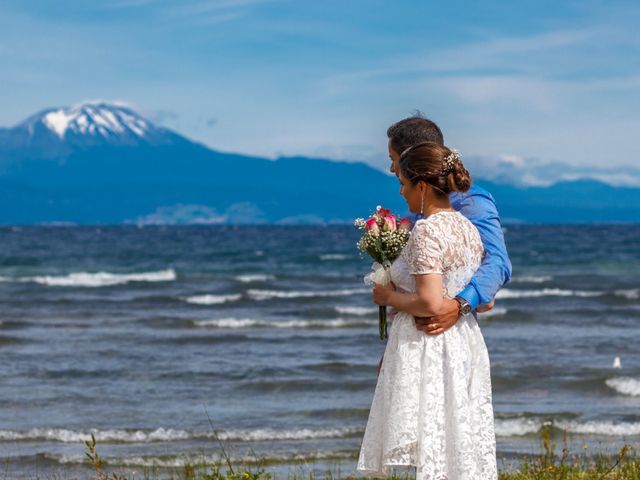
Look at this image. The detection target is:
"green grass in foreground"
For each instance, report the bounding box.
[83,425,640,480]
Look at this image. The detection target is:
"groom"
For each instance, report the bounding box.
[387,115,512,335]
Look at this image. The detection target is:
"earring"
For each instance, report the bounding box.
[420,191,425,216]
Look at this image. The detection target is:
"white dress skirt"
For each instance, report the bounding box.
[357,212,497,480]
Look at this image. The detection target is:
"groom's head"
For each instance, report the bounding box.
[387,115,444,174]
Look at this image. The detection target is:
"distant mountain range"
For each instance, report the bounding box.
[0,101,638,225]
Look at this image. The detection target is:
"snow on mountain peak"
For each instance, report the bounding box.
[41,101,153,140]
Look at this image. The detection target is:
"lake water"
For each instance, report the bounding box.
[0,225,639,478]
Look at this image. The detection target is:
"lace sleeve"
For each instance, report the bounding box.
[405,220,443,275]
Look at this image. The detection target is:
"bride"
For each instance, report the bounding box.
[357,142,497,480]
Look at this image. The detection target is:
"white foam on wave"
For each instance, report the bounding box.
[9,269,176,287]
[0,426,361,444]
[512,275,553,284]
[615,289,640,300]
[0,427,189,443]
[556,420,640,436]
[183,294,242,305]
[320,254,351,261]
[494,417,640,437]
[478,307,507,318]
[194,317,374,329]
[495,418,542,437]
[335,306,376,316]
[606,377,640,396]
[234,274,275,283]
[496,288,602,299]
[248,288,368,301]
[52,449,355,467]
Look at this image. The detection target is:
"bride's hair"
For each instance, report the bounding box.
[399,141,472,194]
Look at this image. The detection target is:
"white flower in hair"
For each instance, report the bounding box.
[441,149,460,175]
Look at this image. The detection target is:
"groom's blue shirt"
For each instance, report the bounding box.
[410,183,512,309]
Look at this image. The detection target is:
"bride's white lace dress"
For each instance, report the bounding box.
[357,211,497,480]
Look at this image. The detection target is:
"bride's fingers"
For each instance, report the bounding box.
[427,326,445,335]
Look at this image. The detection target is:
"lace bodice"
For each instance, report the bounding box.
[390,211,483,298]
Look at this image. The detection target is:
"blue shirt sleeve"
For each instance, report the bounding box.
[450,184,512,309]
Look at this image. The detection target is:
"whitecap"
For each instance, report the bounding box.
[320,254,350,261]
[605,377,640,397]
[51,449,355,467]
[16,269,176,287]
[248,288,368,301]
[512,275,553,284]
[556,419,640,436]
[496,288,602,299]
[614,289,640,300]
[0,427,190,443]
[0,426,361,444]
[194,317,374,329]
[335,306,376,316]
[494,418,542,437]
[183,294,242,305]
[478,307,507,318]
[194,318,259,328]
[234,274,275,283]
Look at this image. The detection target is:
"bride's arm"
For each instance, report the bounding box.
[372,274,444,317]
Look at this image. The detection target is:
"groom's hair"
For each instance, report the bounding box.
[387,114,444,154]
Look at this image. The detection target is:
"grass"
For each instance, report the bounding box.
[79,424,640,480]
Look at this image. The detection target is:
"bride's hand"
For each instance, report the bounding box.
[372,282,395,306]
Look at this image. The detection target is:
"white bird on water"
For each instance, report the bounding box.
[613,356,622,368]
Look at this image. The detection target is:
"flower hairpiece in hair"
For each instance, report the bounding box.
[441,149,460,175]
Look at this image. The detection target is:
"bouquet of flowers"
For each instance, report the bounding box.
[355,206,412,339]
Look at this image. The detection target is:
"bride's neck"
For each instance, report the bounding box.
[424,194,453,216]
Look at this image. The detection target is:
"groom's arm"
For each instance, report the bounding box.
[415,185,511,335]
[455,185,512,309]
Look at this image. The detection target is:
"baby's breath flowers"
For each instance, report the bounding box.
[355,206,412,339]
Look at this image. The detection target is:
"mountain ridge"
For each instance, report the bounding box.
[0,101,638,225]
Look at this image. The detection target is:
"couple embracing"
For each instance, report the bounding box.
[357,116,512,480]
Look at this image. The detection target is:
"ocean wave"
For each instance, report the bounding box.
[495,418,542,437]
[556,420,640,436]
[494,417,640,437]
[193,317,375,329]
[512,275,553,284]
[614,289,640,300]
[335,306,376,316]
[478,307,507,318]
[234,274,275,283]
[320,254,351,261]
[606,377,640,396]
[496,288,602,299]
[50,449,355,467]
[248,288,368,301]
[0,426,361,444]
[183,294,242,305]
[2,269,176,287]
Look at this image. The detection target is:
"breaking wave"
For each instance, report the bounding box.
[1,269,176,287]
[183,294,242,305]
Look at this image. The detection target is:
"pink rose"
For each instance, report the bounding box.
[365,217,380,236]
[376,207,391,218]
[399,218,413,231]
[383,215,396,232]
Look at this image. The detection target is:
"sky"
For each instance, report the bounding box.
[1,0,639,185]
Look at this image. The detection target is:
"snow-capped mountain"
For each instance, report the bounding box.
[0,101,187,157]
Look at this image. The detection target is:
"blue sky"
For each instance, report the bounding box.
[1,0,639,185]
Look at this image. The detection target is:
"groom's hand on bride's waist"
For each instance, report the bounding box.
[414,297,460,336]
